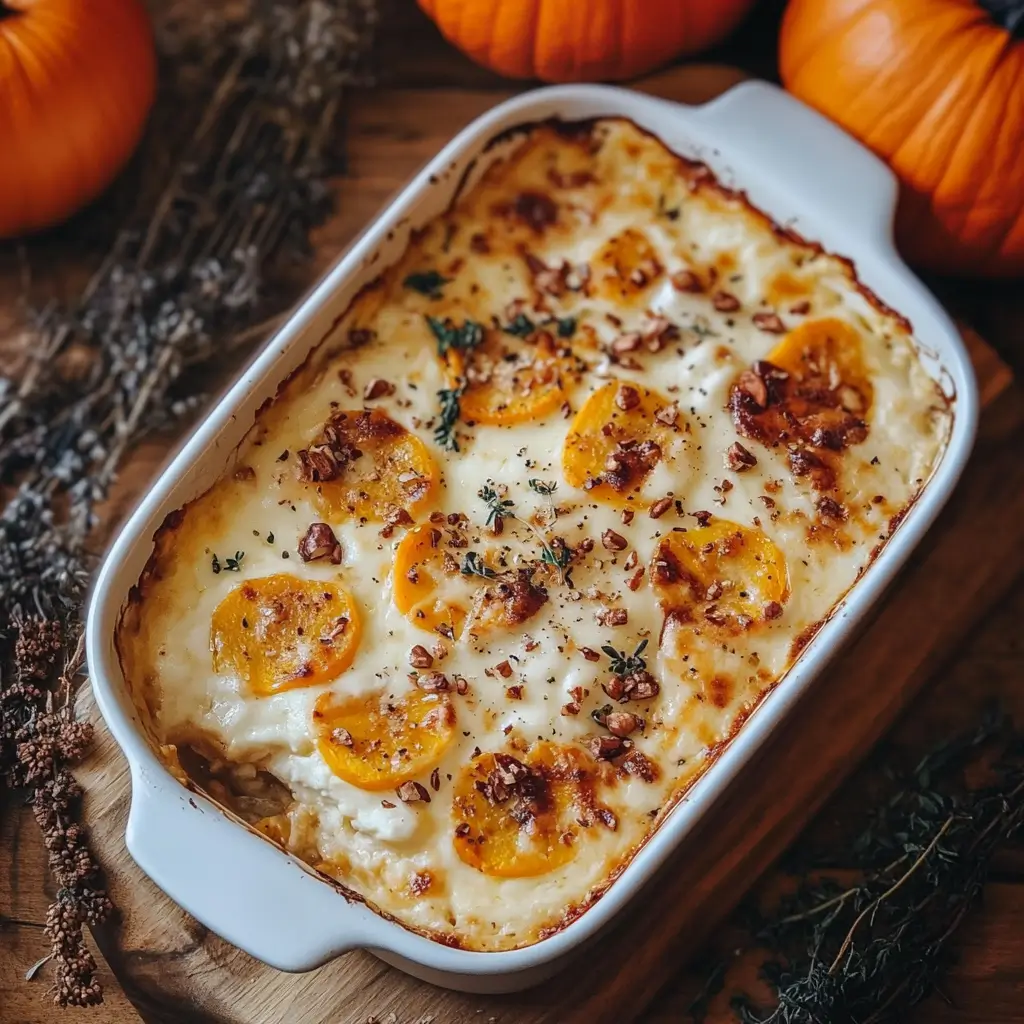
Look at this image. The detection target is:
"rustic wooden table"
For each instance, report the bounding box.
[2,2,1023,1022]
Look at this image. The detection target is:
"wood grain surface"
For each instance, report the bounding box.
[4,4,1024,1022]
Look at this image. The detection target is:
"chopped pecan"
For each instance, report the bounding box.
[625,567,645,591]
[417,672,450,692]
[724,441,757,472]
[585,735,633,760]
[752,312,786,334]
[298,522,342,563]
[788,448,836,491]
[409,645,433,669]
[713,291,741,313]
[603,608,628,627]
[816,496,848,522]
[396,781,431,804]
[599,439,661,492]
[363,377,394,400]
[601,529,628,551]
[764,600,784,620]
[621,749,659,782]
[615,384,641,411]
[648,497,673,520]
[604,711,642,737]
[297,444,345,483]
[671,269,703,293]
[329,726,353,747]
[654,403,679,427]
[643,317,679,351]
[624,671,660,701]
[734,368,768,410]
[611,333,642,357]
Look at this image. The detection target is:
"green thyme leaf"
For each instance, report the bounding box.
[403,270,450,299]
[461,551,496,579]
[502,312,536,337]
[427,316,485,357]
[555,316,576,338]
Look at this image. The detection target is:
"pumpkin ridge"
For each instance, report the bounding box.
[870,13,997,169]
[780,0,870,82]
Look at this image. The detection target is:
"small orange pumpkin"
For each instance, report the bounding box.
[0,0,157,238]
[780,0,1024,277]
[417,0,757,82]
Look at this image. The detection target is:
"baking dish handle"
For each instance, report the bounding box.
[125,769,374,971]
[691,81,899,249]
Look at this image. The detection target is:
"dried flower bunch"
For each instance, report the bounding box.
[0,0,377,1005]
[689,712,1024,1023]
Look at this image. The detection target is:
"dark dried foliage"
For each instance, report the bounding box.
[690,711,1024,1023]
[0,0,377,1005]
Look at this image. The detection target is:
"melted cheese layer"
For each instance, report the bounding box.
[117,119,951,951]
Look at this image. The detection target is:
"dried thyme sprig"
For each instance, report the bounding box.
[0,0,378,1006]
[694,712,1024,1024]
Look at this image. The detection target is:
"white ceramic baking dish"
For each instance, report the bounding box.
[86,81,978,993]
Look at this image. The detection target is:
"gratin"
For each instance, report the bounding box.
[117,118,951,951]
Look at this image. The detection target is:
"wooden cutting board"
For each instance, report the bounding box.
[73,65,1024,1024]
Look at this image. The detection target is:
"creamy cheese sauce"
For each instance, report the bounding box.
[117,119,951,950]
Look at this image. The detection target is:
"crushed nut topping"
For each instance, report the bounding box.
[330,726,353,747]
[615,384,641,411]
[585,734,633,760]
[648,497,673,519]
[712,290,741,312]
[396,781,431,804]
[752,312,786,334]
[363,377,395,400]
[671,268,703,293]
[724,441,758,472]
[298,522,342,563]
[416,672,450,692]
[409,645,434,669]
[601,529,628,551]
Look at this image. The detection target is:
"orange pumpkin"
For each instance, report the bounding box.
[780,0,1024,277]
[417,0,756,82]
[0,0,157,238]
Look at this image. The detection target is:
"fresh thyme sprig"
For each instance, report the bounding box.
[475,483,574,586]
[211,551,244,574]
[528,479,557,496]
[541,537,573,579]
[427,315,485,356]
[478,484,516,526]
[602,639,649,676]
[434,383,465,452]
[499,312,576,339]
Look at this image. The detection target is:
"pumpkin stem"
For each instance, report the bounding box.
[979,0,1024,34]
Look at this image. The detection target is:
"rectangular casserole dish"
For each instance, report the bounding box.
[85,81,977,993]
